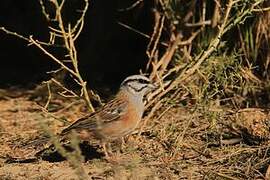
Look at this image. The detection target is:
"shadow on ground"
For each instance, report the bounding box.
[5,142,104,164]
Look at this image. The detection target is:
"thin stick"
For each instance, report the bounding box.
[44,81,52,109]
[29,36,78,78]
[118,0,144,12]
[118,21,168,47]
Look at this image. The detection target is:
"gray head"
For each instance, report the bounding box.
[120,75,155,97]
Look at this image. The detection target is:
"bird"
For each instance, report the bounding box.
[58,74,156,157]
[4,74,156,163]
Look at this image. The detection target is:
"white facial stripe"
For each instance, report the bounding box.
[127,84,148,93]
[121,75,150,86]
[123,78,149,85]
[120,75,153,95]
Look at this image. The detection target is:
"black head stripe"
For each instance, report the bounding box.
[128,84,148,92]
[138,78,150,84]
[122,78,149,86]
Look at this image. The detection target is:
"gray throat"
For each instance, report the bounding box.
[121,88,145,118]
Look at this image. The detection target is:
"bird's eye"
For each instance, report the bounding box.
[138,79,149,84]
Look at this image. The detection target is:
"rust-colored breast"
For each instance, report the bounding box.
[100,103,141,141]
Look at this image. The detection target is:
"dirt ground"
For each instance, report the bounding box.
[0,88,270,180]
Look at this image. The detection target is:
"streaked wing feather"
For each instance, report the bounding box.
[60,114,97,135]
[100,98,128,123]
[61,98,128,135]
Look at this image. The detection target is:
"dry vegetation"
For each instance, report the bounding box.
[1,0,270,179]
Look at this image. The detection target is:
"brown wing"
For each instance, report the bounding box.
[60,98,128,135]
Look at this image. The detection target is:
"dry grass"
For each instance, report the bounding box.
[0,89,269,179]
[0,0,270,179]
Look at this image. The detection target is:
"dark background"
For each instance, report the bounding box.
[0,0,155,93]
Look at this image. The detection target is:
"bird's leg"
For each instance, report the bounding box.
[107,142,112,155]
[102,142,109,158]
[102,142,113,158]
[120,137,126,152]
[113,138,125,155]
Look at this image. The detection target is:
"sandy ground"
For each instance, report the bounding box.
[0,89,270,179]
